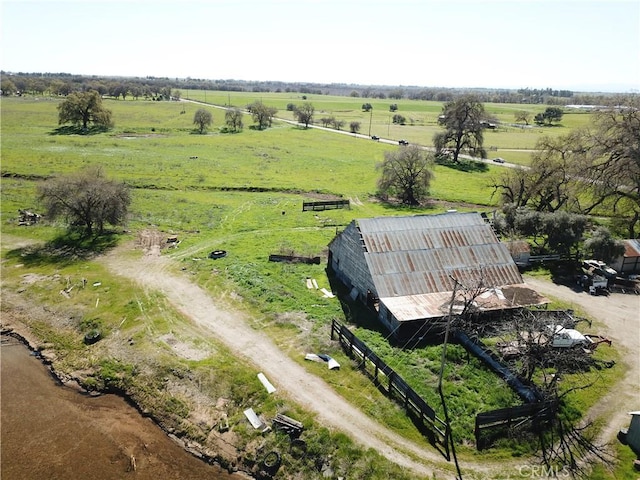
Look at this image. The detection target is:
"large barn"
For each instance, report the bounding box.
[327,212,547,339]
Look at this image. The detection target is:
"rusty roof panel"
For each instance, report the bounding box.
[381,284,548,322]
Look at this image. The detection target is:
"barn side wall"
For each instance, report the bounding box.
[328,221,377,302]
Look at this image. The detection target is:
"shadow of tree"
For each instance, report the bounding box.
[49,125,110,136]
[435,157,489,173]
[4,231,120,267]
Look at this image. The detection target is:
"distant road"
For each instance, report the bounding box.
[181,98,525,169]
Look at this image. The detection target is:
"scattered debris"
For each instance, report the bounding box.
[18,209,41,226]
[305,353,340,370]
[321,288,335,298]
[306,278,319,289]
[257,372,276,393]
[272,413,304,438]
[243,408,269,432]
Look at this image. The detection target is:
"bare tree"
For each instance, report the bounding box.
[37,166,130,236]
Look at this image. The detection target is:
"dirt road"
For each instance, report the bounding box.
[102,248,455,479]
[100,251,638,479]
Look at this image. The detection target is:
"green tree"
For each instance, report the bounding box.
[349,121,361,134]
[37,166,130,236]
[57,91,113,130]
[247,101,277,129]
[433,95,487,163]
[583,226,625,263]
[1,78,17,96]
[224,108,244,132]
[193,108,213,134]
[293,102,315,128]
[392,114,406,125]
[377,145,435,206]
[542,106,564,124]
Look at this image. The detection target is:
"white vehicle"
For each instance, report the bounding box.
[547,325,594,348]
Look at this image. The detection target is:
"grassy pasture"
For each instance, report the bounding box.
[1,95,623,476]
[183,89,593,162]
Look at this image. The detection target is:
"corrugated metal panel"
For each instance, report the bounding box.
[365,244,521,298]
[625,239,640,257]
[381,284,548,322]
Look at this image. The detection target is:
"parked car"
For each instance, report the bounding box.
[492,157,505,163]
[398,139,409,146]
[371,135,380,141]
[547,325,593,348]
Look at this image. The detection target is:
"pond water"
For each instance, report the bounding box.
[0,335,243,479]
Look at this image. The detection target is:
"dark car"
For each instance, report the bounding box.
[371,135,380,141]
[492,157,505,163]
[398,139,409,146]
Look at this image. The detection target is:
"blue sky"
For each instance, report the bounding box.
[2,0,639,92]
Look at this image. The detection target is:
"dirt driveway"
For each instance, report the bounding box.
[102,248,457,479]
[98,243,640,479]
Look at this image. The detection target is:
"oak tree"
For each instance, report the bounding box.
[293,102,315,128]
[57,90,113,130]
[37,166,130,236]
[433,95,487,162]
[193,108,213,134]
[377,145,435,205]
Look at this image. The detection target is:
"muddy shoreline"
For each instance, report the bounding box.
[0,327,248,479]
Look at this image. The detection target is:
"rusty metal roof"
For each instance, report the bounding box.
[356,212,524,299]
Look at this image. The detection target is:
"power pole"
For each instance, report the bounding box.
[438,275,463,480]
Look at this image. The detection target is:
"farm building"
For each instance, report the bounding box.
[327,212,547,339]
[610,239,640,275]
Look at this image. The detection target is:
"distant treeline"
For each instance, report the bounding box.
[0,71,630,106]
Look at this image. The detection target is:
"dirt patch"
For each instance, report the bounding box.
[160,334,212,361]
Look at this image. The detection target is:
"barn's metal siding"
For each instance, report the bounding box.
[328,221,377,300]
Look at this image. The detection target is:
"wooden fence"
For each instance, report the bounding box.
[475,401,557,450]
[330,320,450,458]
[302,200,350,212]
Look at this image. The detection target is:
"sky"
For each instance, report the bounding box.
[1,0,639,93]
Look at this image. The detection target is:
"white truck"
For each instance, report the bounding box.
[548,325,594,348]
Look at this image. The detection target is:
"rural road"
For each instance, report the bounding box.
[101,243,639,479]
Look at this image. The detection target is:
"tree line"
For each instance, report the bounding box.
[2,71,630,106]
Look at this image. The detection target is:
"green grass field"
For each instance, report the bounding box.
[2,94,628,479]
